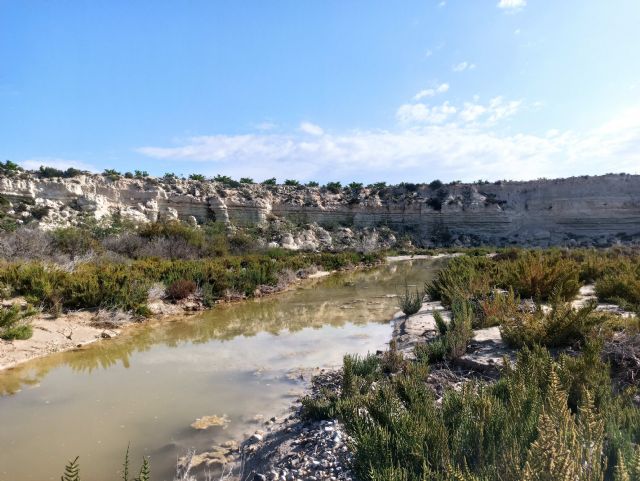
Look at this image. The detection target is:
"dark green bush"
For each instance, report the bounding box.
[398,283,422,315]
[305,344,640,481]
[500,298,615,348]
[0,303,36,340]
[325,181,342,194]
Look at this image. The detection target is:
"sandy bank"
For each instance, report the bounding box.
[386,252,463,262]
[0,270,335,372]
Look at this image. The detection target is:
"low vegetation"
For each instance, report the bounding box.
[0,303,36,340]
[301,247,640,480]
[0,248,381,315]
[61,447,150,481]
[304,342,640,481]
[397,283,423,315]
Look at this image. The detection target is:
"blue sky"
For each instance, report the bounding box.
[1,0,639,183]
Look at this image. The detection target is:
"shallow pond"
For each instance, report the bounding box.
[0,258,443,481]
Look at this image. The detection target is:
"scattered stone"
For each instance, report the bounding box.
[455,326,516,374]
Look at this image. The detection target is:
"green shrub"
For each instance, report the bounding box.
[261,177,277,185]
[496,251,581,301]
[415,337,446,363]
[398,283,422,315]
[425,255,493,307]
[311,344,640,481]
[213,174,240,187]
[188,173,206,181]
[0,303,36,340]
[325,181,342,194]
[471,288,520,329]
[596,269,640,313]
[0,251,381,313]
[0,160,22,172]
[52,227,99,258]
[500,299,613,348]
[102,169,121,181]
[60,448,150,481]
[443,298,474,358]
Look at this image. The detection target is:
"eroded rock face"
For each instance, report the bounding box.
[1,173,639,248]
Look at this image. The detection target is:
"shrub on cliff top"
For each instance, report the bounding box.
[325,181,342,194]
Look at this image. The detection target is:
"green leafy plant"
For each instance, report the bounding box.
[325,181,342,194]
[103,169,122,181]
[0,303,36,340]
[398,282,422,315]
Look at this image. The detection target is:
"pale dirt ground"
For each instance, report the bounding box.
[0,309,120,370]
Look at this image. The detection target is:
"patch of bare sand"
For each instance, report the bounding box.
[0,309,127,371]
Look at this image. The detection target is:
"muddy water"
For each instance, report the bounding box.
[0,258,443,481]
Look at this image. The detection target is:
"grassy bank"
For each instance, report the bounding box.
[0,250,382,316]
[302,247,640,480]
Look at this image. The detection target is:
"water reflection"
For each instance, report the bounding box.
[1,259,440,396]
[0,259,443,481]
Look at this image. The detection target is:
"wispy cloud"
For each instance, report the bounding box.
[396,101,457,124]
[497,0,526,10]
[136,104,640,183]
[20,158,97,172]
[254,121,277,131]
[299,121,324,136]
[452,61,476,72]
[413,83,449,101]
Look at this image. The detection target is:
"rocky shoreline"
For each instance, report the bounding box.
[237,280,638,481]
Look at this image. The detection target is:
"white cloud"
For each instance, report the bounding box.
[452,61,476,72]
[137,106,640,184]
[486,96,522,122]
[460,103,488,123]
[299,121,324,136]
[413,83,449,100]
[498,0,526,9]
[20,158,97,172]
[396,101,457,124]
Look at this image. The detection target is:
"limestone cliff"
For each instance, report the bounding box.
[1,172,639,248]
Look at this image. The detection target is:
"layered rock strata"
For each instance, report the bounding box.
[1,173,639,247]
